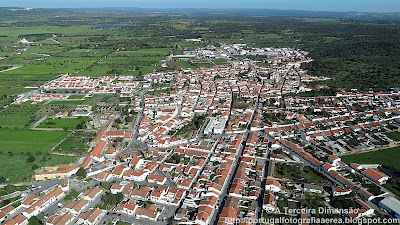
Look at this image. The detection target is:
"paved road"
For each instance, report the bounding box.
[122,82,151,154]
[210,82,263,225]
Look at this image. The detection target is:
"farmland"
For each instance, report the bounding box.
[0,102,39,129]
[0,130,73,183]
[37,117,90,130]
[53,131,95,154]
[386,131,400,141]
[342,146,400,172]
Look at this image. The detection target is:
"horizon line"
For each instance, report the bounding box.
[1,6,399,14]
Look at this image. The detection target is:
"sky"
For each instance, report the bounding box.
[0,0,399,13]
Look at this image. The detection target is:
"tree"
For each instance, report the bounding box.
[101,182,111,190]
[76,167,87,178]
[28,217,42,225]
[69,189,79,197]
[32,164,39,170]
[5,184,16,193]
[64,194,72,201]
[27,155,36,163]
[115,118,122,124]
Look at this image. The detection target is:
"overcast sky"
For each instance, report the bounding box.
[1,0,399,13]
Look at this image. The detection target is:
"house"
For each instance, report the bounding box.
[46,212,74,225]
[134,205,160,221]
[331,186,352,196]
[77,208,105,225]
[22,188,64,219]
[218,206,239,225]
[357,188,375,202]
[327,155,341,166]
[265,180,282,193]
[147,174,167,185]
[0,211,6,223]
[130,186,152,200]
[59,179,69,192]
[81,187,103,202]
[13,214,28,225]
[350,163,362,171]
[303,184,324,194]
[129,170,148,182]
[110,184,124,194]
[263,191,277,212]
[34,165,79,181]
[346,199,375,218]
[20,195,40,208]
[322,163,336,173]
[129,158,144,170]
[96,171,111,181]
[363,168,389,184]
[111,166,129,179]
[65,199,89,215]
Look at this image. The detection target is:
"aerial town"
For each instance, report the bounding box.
[1,43,400,225]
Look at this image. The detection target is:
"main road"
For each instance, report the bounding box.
[209,81,264,225]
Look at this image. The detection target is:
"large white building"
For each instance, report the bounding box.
[204,117,227,135]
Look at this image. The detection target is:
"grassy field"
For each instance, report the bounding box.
[54,131,94,154]
[274,163,327,184]
[386,132,400,141]
[68,95,85,99]
[0,103,39,129]
[180,61,195,68]
[342,146,400,171]
[37,117,89,129]
[147,88,172,95]
[50,95,102,105]
[0,130,73,183]
[212,58,228,65]
[77,48,170,77]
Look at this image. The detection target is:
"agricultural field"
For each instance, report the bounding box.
[0,130,73,183]
[67,95,86,99]
[386,131,400,141]
[213,58,228,65]
[168,61,185,69]
[37,117,90,130]
[274,163,328,185]
[49,95,110,105]
[232,95,252,109]
[78,48,171,78]
[180,61,195,68]
[53,131,95,154]
[342,146,400,172]
[0,102,39,129]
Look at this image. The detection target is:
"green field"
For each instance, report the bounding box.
[0,130,73,183]
[180,61,195,68]
[274,163,327,185]
[147,88,172,95]
[37,117,89,129]
[0,103,39,129]
[213,58,228,65]
[77,48,170,77]
[49,95,104,105]
[54,131,94,154]
[342,146,400,172]
[386,132,400,141]
[68,95,85,99]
